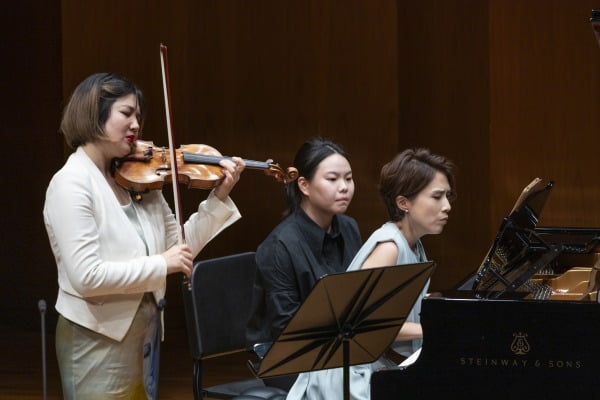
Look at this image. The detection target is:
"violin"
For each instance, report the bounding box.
[114,139,298,195]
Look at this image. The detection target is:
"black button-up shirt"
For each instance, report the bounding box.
[246,208,362,345]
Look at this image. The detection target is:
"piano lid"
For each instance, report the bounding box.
[472,178,559,298]
[507,178,553,230]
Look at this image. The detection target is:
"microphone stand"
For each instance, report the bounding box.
[38,299,47,400]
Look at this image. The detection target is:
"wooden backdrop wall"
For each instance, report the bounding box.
[3,0,600,335]
[59,0,402,329]
[489,0,600,230]
[396,0,491,290]
[2,0,63,329]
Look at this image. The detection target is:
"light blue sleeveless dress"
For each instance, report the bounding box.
[285,222,428,400]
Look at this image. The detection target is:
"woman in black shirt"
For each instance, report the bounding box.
[247,138,362,349]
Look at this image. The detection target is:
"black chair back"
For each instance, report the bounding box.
[184,252,257,358]
[183,252,283,399]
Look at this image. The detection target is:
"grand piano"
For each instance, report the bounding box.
[371,178,600,398]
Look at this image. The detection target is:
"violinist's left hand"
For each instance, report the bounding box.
[214,157,245,201]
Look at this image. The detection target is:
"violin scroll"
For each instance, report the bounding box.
[264,160,298,184]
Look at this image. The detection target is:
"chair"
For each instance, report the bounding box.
[182,252,287,399]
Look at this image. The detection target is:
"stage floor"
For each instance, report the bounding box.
[0,325,253,399]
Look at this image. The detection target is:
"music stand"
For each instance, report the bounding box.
[253,261,436,400]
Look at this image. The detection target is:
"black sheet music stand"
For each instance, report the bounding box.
[253,261,436,400]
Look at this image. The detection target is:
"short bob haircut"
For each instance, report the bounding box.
[285,138,350,213]
[60,73,145,149]
[379,148,456,222]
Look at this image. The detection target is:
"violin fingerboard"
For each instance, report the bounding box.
[182,152,269,170]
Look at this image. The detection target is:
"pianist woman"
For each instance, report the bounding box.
[286,148,456,400]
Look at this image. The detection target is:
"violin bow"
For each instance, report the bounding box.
[159,44,185,245]
[160,44,191,291]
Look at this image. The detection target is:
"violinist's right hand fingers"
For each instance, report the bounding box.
[162,244,193,278]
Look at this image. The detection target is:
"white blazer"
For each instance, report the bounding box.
[43,147,241,341]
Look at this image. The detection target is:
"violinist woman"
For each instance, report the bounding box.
[43,72,245,400]
[286,148,456,400]
[246,138,362,389]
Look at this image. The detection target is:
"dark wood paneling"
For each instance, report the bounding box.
[6,0,600,334]
[489,0,600,229]
[397,1,491,287]
[60,0,399,327]
[0,0,63,329]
